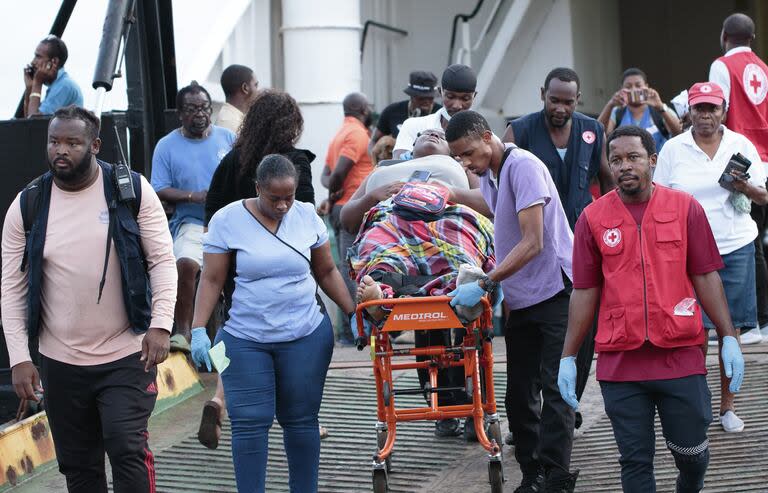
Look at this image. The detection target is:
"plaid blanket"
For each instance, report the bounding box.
[348,202,495,296]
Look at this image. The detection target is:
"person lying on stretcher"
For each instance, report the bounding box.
[342,129,498,439]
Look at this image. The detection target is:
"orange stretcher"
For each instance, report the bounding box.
[355,295,504,493]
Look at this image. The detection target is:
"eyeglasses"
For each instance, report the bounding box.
[181,104,212,115]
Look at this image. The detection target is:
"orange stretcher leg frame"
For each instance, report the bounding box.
[356,296,505,492]
[0,352,203,491]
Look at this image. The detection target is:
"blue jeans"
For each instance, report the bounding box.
[217,316,334,493]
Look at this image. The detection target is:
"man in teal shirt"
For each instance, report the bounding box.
[23,35,83,117]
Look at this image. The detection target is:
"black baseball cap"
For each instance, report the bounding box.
[441,64,477,93]
[404,71,439,97]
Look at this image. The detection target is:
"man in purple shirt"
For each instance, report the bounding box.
[445,110,578,493]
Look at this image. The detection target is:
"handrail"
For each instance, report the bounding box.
[447,0,485,66]
[360,20,408,62]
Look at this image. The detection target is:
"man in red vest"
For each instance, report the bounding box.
[710,12,768,343]
[557,125,745,493]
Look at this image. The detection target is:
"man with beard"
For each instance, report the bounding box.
[1,105,177,492]
[559,125,744,493]
[393,64,477,159]
[151,82,236,345]
[324,92,375,344]
[446,110,579,492]
[502,67,614,438]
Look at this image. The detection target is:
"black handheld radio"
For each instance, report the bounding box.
[113,127,135,202]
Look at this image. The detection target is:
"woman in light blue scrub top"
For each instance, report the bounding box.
[190,154,357,493]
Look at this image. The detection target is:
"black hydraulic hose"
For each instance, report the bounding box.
[447,0,485,66]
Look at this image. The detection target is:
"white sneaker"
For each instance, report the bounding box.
[740,328,763,345]
[720,410,745,432]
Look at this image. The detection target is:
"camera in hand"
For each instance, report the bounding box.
[628,88,647,104]
[718,152,752,192]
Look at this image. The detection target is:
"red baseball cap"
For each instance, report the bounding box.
[688,82,725,106]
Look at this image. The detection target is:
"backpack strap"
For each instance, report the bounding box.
[614,106,627,126]
[19,175,46,272]
[648,106,671,140]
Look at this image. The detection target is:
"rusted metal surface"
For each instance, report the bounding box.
[572,361,768,492]
[151,371,509,492]
[0,413,56,490]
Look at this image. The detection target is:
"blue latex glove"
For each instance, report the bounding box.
[351,314,372,350]
[721,335,745,392]
[558,356,579,410]
[191,327,212,372]
[448,280,486,308]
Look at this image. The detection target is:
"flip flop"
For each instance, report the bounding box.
[169,334,191,354]
[198,400,222,449]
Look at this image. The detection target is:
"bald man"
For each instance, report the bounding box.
[709,13,768,346]
[323,92,375,344]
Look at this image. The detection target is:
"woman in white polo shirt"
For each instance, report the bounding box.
[655,82,768,433]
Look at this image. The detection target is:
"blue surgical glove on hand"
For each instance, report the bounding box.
[190,327,212,372]
[721,335,745,393]
[350,314,372,338]
[558,356,579,410]
[448,280,486,308]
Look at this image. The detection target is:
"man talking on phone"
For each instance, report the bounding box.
[597,68,681,151]
[23,35,83,118]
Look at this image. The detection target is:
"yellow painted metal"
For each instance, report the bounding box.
[0,353,203,490]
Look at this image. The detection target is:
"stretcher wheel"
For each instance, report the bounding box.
[373,468,388,493]
[382,381,392,407]
[377,430,392,472]
[488,421,503,456]
[488,460,504,493]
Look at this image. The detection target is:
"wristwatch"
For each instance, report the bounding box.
[479,275,499,293]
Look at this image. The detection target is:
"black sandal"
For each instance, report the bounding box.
[198,400,222,449]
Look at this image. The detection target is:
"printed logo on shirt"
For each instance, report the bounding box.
[603,228,621,248]
[742,63,768,105]
[582,130,596,144]
[146,381,158,394]
[98,210,109,224]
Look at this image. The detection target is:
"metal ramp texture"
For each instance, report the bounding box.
[572,361,768,492]
[151,364,768,492]
[152,371,508,493]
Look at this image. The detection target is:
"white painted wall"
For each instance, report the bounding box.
[282,0,362,199]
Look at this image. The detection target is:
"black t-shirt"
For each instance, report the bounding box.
[376,100,442,138]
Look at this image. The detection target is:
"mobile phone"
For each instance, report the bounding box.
[628,89,647,104]
[408,170,431,182]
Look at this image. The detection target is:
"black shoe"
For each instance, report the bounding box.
[504,431,515,446]
[514,466,544,493]
[463,417,489,442]
[434,418,462,437]
[575,411,583,429]
[543,469,579,493]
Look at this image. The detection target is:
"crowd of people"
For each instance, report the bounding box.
[2,11,768,493]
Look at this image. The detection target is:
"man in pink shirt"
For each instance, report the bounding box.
[1,106,177,492]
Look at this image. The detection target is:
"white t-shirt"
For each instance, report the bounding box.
[393,112,446,153]
[365,154,470,193]
[655,126,765,255]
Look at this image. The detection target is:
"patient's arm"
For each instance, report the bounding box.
[340,177,404,234]
[450,188,493,218]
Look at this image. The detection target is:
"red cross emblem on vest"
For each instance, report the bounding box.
[603,228,621,248]
[743,63,768,105]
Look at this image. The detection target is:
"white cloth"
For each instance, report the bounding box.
[709,46,753,107]
[214,102,244,134]
[365,154,470,193]
[393,112,446,153]
[655,126,765,255]
[173,222,204,266]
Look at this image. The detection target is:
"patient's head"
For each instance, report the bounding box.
[412,128,450,158]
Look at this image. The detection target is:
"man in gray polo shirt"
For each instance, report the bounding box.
[445,110,578,493]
